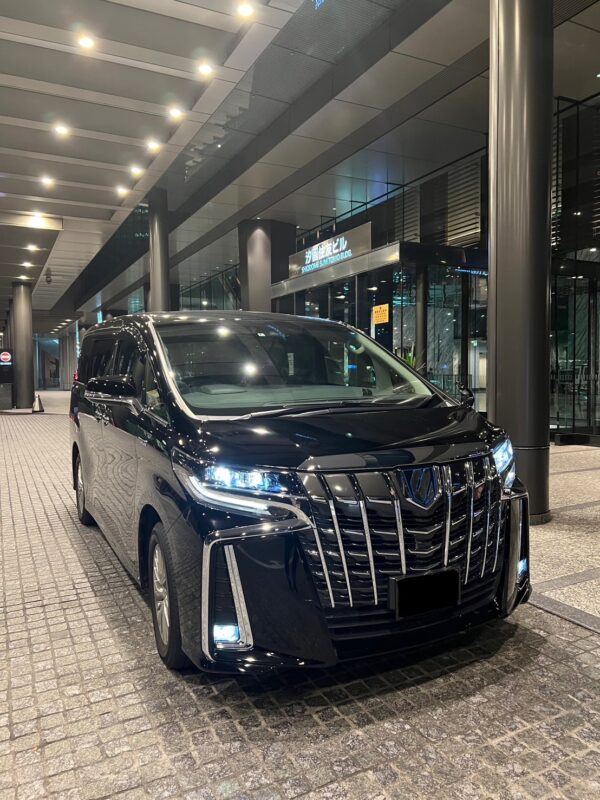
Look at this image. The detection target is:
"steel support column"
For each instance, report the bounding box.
[148,189,170,312]
[12,282,34,409]
[488,0,553,523]
[238,220,296,311]
[415,265,428,376]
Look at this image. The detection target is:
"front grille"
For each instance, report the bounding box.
[297,456,505,635]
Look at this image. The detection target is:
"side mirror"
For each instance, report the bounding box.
[457,381,475,408]
[85,375,138,400]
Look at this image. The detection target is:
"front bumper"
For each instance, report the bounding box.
[193,483,530,673]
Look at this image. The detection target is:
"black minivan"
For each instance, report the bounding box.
[71,312,530,672]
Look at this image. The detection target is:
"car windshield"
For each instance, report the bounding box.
[155,316,435,417]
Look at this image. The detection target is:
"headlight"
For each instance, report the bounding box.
[172,451,306,520]
[492,438,516,490]
[205,466,285,494]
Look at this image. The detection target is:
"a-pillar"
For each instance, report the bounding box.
[488,0,553,523]
[12,282,34,409]
[148,188,170,312]
[238,220,296,311]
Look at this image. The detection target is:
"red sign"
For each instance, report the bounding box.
[0,351,11,363]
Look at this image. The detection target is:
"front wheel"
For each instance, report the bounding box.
[148,524,189,670]
[75,454,94,526]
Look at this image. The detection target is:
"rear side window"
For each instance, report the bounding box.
[113,332,146,396]
[87,337,115,380]
[77,336,93,383]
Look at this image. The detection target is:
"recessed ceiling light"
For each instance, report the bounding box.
[130,164,144,177]
[77,34,95,50]
[41,175,55,188]
[23,262,33,267]
[168,106,184,121]
[217,143,222,148]
[30,213,46,228]
[116,185,129,197]
[54,123,71,137]
[26,244,38,252]
[238,3,254,17]
[18,275,29,281]
[590,247,597,253]
[146,138,161,153]
[198,62,214,77]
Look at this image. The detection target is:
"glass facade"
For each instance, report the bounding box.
[180,266,241,311]
[272,92,600,439]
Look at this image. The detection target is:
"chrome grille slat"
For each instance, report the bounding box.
[320,477,354,608]
[382,472,407,576]
[352,477,379,606]
[481,458,493,578]
[442,465,452,566]
[299,456,504,610]
[463,461,475,585]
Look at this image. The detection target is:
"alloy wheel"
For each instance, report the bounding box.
[76,462,85,516]
[152,544,170,646]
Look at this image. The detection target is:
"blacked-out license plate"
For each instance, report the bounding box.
[389,570,460,618]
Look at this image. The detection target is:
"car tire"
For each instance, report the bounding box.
[148,524,189,670]
[75,454,94,526]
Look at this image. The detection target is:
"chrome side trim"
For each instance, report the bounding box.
[201,518,311,662]
[382,473,406,575]
[354,480,379,605]
[221,545,253,651]
[493,498,502,573]
[481,458,492,578]
[464,460,475,584]
[442,464,453,567]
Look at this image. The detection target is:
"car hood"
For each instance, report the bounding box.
[195,405,502,471]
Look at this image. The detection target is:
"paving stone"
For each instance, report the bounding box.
[1,416,600,799]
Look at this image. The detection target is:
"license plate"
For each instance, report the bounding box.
[389,570,460,618]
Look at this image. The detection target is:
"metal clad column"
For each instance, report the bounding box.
[415,265,428,376]
[488,0,553,523]
[238,220,296,311]
[148,189,170,312]
[12,282,34,409]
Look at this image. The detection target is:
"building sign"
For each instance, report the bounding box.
[0,349,14,384]
[372,304,389,325]
[289,222,371,279]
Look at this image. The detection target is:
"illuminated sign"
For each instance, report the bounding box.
[289,222,371,279]
[372,304,389,325]
[314,0,327,8]
[0,348,13,384]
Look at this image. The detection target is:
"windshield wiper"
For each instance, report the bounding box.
[245,400,378,419]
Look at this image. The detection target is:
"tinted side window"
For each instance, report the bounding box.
[113,333,143,379]
[143,361,169,422]
[77,336,93,383]
[88,337,115,379]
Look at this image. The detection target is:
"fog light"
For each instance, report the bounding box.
[213,624,240,644]
[518,558,529,578]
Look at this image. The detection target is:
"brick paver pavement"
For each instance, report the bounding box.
[1,415,599,800]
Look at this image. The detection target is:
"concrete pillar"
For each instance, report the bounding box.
[8,300,14,349]
[148,189,170,312]
[12,282,34,409]
[488,0,553,523]
[415,265,428,376]
[238,220,296,311]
